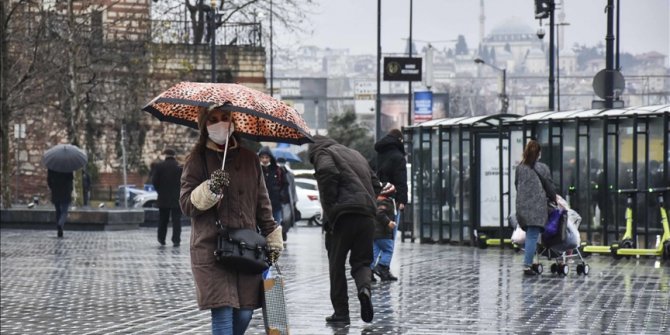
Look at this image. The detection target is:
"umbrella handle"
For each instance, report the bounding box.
[220,122,232,170]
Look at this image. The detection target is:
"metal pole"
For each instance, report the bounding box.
[407,0,414,121]
[375,0,382,141]
[210,2,216,82]
[556,22,560,111]
[605,0,614,108]
[121,125,128,208]
[548,4,555,110]
[616,0,620,71]
[502,68,507,113]
[270,0,274,96]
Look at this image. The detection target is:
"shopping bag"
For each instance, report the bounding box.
[262,265,289,335]
[511,225,526,245]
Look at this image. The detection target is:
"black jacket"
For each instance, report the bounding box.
[374,134,408,205]
[258,146,289,210]
[47,169,73,203]
[308,136,382,226]
[374,196,395,240]
[152,157,183,208]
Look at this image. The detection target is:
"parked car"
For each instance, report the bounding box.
[133,191,158,208]
[294,178,322,226]
[114,185,158,208]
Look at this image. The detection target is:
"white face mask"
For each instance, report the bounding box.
[207,121,234,145]
[260,161,270,167]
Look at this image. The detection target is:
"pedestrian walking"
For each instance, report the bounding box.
[371,182,398,282]
[152,148,183,247]
[82,169,91,207]
[179,106,284,335]
[47,169,73,238]
[515,139,556,276]
[308,135,381,324]
[258,147,289,228]
[372,128,407,280]
[277,157,298,241]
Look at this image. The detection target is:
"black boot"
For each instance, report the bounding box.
[57,226,63,238]
[380,265,398,281]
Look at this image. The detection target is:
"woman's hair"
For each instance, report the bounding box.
[521,139,541,166]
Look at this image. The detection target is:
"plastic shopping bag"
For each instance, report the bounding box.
[262,265,289,335]
[511,225,526,245]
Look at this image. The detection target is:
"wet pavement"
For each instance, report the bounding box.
[1,223,669,334]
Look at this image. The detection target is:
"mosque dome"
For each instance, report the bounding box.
[490,18,535,36]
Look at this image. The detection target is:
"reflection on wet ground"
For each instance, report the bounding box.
[1,225,668,334]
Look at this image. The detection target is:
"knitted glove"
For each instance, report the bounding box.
[209,169,230,194]
[190,180,221,211]
[266,226,284,258]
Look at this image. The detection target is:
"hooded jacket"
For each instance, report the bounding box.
[374,134,408,205]
[258,146,289,210]
[308,136,382,226]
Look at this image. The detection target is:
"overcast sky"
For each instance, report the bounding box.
[275,0,669,62]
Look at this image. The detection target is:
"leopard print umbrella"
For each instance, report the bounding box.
[142,82,312,144]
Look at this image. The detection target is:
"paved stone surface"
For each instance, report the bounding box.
[1,224,669,334]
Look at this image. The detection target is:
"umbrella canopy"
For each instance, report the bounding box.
[42,144,88,173]
[142,82,312,145]
[271,148,302,163]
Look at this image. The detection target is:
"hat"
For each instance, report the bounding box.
[163,148,176,156]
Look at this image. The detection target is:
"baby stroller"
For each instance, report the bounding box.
[537,202,590,276]
[511,197,590,276]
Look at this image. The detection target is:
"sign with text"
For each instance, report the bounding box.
[413,91,433,123]
[383,57,422,82]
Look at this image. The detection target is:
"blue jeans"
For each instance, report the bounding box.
[372,238,394,267]
[272,208,283,225]
[524,226,542,267]
[211,307,253,335]
[54,201,70,228]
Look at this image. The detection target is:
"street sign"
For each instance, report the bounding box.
[414,91,433,122]
[592,69,625,100]
[383,57,422,82]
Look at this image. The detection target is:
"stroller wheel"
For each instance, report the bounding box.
[582,263,590,275]
[576,264,584,275]
[532,263,543,275]
[559,263,569,275]
[550,263,558,274]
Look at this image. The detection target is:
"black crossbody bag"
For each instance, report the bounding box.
[202,152,270,274]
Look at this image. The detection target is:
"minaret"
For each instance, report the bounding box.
[479,0,485,44]
[558,0,566,50]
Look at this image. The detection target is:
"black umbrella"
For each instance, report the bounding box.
[42,144,88,173]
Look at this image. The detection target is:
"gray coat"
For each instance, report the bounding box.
[515,162,553,230]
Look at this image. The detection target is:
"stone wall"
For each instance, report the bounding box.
[9,43,267,204]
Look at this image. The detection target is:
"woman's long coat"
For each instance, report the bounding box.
[515,162,553,230]
[180,141,276,310]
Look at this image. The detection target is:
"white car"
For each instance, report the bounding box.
[294,178,322,226]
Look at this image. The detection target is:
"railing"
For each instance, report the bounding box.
[150,20,263,47]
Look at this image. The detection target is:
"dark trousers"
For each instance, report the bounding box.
[158,207,182,245]
[325,214,374,316]
[54,201,71,228]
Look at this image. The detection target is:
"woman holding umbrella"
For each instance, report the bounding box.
[179,105,284,335]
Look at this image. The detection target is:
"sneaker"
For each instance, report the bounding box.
[371,272,377,282]
[357,287,374,323]
[325,313,350,324]
[523,267,536,276]
[158,239,166,246]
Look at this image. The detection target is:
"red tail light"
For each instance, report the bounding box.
[307,195,318,201]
